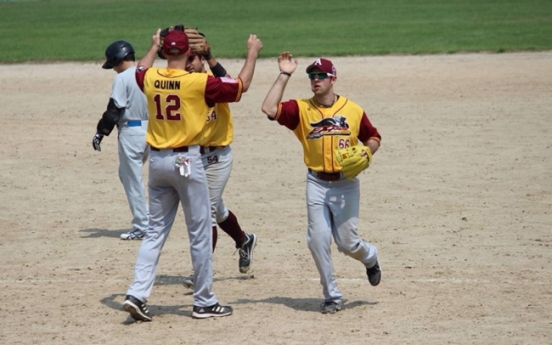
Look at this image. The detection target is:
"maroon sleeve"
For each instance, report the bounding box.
[135,66,148,92]
[274,100,300,130]
[358,112,381,143]
[204,75,243,105]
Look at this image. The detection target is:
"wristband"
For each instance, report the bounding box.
[210,62,227,77]
[280,71,292,77]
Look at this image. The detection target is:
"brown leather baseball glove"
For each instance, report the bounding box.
[184,27,211,57]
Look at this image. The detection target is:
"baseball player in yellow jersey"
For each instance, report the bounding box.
[122,29,263,321]
[261,52,382,314]
[179,52,257,285]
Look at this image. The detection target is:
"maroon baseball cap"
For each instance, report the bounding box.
[162,29,189,57]
[306,58,336,75]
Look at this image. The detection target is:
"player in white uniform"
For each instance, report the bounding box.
[92,40,149,240]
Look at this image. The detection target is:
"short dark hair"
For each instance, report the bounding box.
[123,53,135,62]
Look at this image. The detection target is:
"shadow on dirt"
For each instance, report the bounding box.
[231,296,377,313]
[79,228,131,239]
[100,293,194,324]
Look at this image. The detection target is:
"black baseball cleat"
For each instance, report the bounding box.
[123,295,152,322]
[320,300,343,314]
[366,261,381,286]
[238,233,257,274]
[192,303,233,319]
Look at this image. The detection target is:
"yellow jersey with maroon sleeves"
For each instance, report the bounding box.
[274,96,381,173]
[201,102,233,147]
[135,66,243,149]
[199,71,234,147]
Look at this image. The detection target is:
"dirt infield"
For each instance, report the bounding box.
[1,52,551,345]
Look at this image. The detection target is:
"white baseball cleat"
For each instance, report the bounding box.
[120,229,145,240]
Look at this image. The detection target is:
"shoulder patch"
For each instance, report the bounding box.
[220,77,238,84]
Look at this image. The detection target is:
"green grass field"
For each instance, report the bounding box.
[0,0,551,63]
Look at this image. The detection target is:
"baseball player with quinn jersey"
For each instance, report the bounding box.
[261,52,382,314]
[122,29,263,321]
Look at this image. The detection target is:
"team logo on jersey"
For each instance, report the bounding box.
[306,115,351,139]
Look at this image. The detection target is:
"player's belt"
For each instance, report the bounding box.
[127,120,142,127]
[308,169,343,181]
[151,145,190,152]
[150,145,224,154]
[200,146,226,154]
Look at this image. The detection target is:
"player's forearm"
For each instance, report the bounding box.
[237,50,259,92]
[138,29,161,69]
[364,138,380,155]
[206,56,221,71]
[261,75,289,119]
[137,45,158,69]
[207,57,229,78]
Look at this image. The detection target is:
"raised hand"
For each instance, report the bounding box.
[247,34,263,56]
[278,51,298,75]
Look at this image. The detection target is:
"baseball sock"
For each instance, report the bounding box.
[212,226,218,252]
[218,210,247,247]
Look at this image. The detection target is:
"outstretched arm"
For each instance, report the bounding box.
[236,34,263,92]
[137,29,161,68]
[206,56,229,78]
[261,51,298,119]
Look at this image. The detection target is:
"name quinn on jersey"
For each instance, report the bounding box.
[154,80,180,90]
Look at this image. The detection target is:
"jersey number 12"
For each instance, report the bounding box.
[153,94,182,121]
